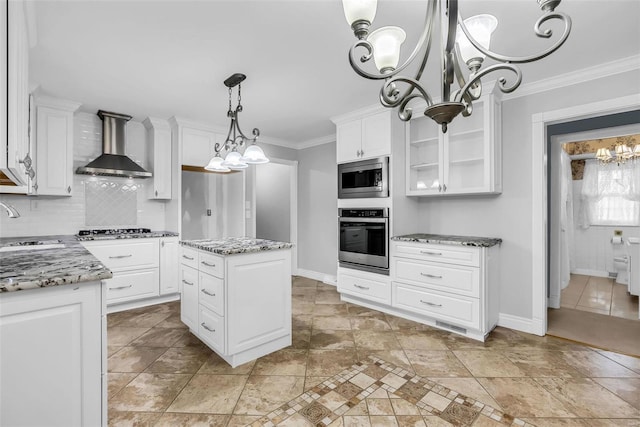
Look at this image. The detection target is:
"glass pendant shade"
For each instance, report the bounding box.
[221,150,248,170]
[342,0,377,25]
[204,154,231,172]
[367,26,406,72]
[241,144,270,164]
[456,14,498,63]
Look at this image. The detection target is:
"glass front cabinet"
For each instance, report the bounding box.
[406,82,502,196]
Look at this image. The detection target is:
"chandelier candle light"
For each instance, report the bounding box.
[205,73,269,172]
[342,0,572,132]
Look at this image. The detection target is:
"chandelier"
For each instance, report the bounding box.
[595,144,640,165]
[205,73,269,172]
[341,0,572,132]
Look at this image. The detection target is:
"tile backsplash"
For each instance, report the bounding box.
[0,111,168,238]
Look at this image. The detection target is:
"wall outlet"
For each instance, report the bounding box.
[614,230,623,236]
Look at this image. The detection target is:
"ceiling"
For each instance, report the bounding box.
[29,0,640,148]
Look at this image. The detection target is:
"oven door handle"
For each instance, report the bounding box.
[339,217,387,223]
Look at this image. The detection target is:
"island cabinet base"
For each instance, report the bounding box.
[180,246,292,368]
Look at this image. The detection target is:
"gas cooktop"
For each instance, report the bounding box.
[77,228,151,236]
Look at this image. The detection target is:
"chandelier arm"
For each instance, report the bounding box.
[457,11,571,64]
[454,63,522,103]
[347,0,437,81]
[379,75,432,114]
[452,44,481,102]
[231,112,259,145]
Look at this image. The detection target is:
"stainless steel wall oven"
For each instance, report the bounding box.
[338,208,389,275]
[338,157,389,199]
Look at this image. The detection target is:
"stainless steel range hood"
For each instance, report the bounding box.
[76,110,152,178]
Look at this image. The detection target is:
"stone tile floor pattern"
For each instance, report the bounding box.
[107,276,640,426]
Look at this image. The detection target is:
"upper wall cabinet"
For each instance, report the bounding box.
[336,110,392,163]
[171,119,221,168]
[143,117,172,199]
[1,0,31,189]
[32,96,81,196]
[406,83,502,196]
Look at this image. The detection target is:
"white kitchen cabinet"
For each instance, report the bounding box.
[391,240,500,341]
[1,0,31,189]
[0,281,105,426]
[144,117,173,199]
[180,246,292,367]
[160,236,180,294]
[32,96,81,196]
[406,83,502,196]
[336,110,392,163]
[337,268,391,306]
[82,238,180,310]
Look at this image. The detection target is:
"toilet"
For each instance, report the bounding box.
[613,237,629,285]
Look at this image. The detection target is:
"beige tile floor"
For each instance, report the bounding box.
[108,276,640,426]
[561,274,639,320]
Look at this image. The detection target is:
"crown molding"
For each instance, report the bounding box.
[502,54,640,101]
[297,134,336,150]
[330,103,388,125]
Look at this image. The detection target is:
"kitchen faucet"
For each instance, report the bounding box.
[0,202,20,218]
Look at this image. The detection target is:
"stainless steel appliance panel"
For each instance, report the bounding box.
[338,157,389,199]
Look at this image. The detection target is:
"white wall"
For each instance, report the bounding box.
[256,162,291,242]
[297,141,337,278]
[417,69,638,321]
[0,112,167,238]
[571,180,640,276]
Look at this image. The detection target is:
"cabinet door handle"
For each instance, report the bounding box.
[420,251,442,256]
[420,300,442,307]
[354,284,369,290]
[155,190,158,196]
[420,273,443,279]
[443,184,447,192]
[201,289,216,297]
[201,322,215,333]
[109,254,132,259]
[438,184,442,192]
[201,261,216,267]
[352,234,359,238]
[182,279,194,286]
[161,241,165,247]
[182,255,194,260]
[110,285,132,290]
[67,186,71,193]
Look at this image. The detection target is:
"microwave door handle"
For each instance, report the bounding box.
[339,217,387,223]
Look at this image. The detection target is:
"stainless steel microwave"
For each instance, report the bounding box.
[338,156,389,199]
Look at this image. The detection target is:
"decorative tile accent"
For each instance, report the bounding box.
[250,356,531,426]
[85,179,138,226]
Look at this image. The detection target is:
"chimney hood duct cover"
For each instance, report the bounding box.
[76,110,152,178]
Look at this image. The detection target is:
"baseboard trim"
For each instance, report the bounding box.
[572,268,610,278]
[296,268,337,286]
[498,313,545,336]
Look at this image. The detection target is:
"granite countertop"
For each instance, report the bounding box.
[75,230,179,241]
[181,237,294,255]
[0,236,112,293]
[392,233,502,248]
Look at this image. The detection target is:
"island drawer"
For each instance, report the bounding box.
[83,240,159,270]
[392,282,480,330]
[394,258,479,297]
[180,247,198,269]
[337,272,390,305]
[199,272,224,316]
[199,306,224,353]
[106,268,159,304]
[393,242,479,267]
[199,251,224,278]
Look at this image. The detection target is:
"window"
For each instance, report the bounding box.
[581,161,640,227]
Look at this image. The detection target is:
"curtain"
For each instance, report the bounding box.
[580,160,640,227]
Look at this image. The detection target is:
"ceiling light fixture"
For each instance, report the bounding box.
[595,144,638,165]
[205,73,269,172]
[341,0,572,132]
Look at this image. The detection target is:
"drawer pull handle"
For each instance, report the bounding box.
[354,284,370,290]
[110,285,132,290]
[182,279,194,286]
[109,254,133,259]
[420,273,443,279]
[420,251,442,256]
[201,322,215,333]
[420,300,442,307]
[182,255,194,260]
[201,261,216,267]
[201,289,216,297]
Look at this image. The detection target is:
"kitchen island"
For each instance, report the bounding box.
[0,237,112,426]
[180,237,293,367]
